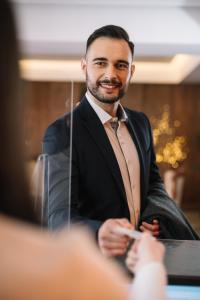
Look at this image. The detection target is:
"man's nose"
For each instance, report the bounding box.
[104,65,117,79]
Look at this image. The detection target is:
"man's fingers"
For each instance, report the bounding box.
[98,218,134,257]
[153,219,159,224]
[140,222,159,231]
[101,231,130,243]
[142,221,159,230]
[140,225,151,232]
[116,218,134,229]
[105,248,127,257]
[100,240,129,257]
[99,239,129,249]
[153,231,160,237]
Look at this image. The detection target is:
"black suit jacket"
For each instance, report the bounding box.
[43,97,199,240]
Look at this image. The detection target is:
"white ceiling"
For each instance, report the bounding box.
[12,0,200,83]
[12,0,200,7]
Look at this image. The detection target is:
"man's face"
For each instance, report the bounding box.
[81,37,135,104]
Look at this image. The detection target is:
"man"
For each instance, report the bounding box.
[43,25,199,257]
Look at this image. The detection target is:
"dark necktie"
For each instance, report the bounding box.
[110,119,119,133]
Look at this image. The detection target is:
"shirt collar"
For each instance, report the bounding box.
[85,91,128,125]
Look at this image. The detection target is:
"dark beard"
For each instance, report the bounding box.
[88,79,125,104]
[88,87,120,103]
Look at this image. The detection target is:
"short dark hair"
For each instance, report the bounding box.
[86,25,134,57]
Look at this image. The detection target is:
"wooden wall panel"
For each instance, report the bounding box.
[23,81,200,208]
[23,81,82,158]
[124,84,200,209]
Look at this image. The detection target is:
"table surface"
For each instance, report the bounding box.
[162,239,200,285]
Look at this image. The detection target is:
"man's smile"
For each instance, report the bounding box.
[98,81,121,91]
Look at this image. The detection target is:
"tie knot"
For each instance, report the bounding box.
[110,119,119,133]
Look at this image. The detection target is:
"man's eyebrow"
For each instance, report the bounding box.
[92,58,130,65]
[117,60,129,65]
[93,57,108,62]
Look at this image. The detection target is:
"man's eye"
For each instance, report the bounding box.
[117,63,128,70]
[95,61,106,67]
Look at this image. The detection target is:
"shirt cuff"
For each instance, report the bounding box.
[129,262,167,300]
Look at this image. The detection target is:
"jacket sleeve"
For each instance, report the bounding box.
[43,118,102,236]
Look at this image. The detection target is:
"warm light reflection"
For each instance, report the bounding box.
[151,106,188,168]
[19,54,200,83]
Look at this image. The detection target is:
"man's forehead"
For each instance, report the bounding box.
[86,37,132,60]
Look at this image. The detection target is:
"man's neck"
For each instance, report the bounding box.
[87,90,119,117]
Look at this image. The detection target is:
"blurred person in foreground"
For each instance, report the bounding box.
[0,1,167,299]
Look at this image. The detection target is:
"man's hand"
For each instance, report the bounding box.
[98,218,134,257]
[140,219,160,237]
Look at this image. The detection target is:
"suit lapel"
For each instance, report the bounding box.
[77,98,126,200]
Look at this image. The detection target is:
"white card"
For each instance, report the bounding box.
[114,226,142,239]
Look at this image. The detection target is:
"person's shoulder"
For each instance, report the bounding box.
[46,111,73,134]
[43,113,70,154]
[44,98,86,139]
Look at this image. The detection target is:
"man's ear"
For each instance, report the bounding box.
[81,57,87,74]
[130,64,135,78]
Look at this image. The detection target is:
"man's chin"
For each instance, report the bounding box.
[96,97,119,104]
[96,91,120,104]
[89,88,120,104]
